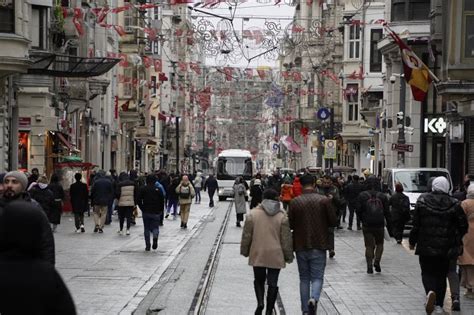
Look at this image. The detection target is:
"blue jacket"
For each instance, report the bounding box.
[90,177,114,206]
[155,181,166,198]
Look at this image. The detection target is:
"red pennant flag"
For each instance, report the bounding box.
[386,25,433,101]
[281,71,290,79]
[154,59,162,72]
[144,28,157,40]
[198,87,212,112]
[113,25,126,37]
[72,18,84,36]
[107,52,117,58]
[257,69,266,80]
[178,61,187,72]
[73,8,83,19]
[96,7,109,24]
[292,71,302,81]
[139,3,157,9]
[110,5,130,13]
[190,63,202,75]
[245,68,253,79]
[158,73,168,82]
[223,67,233,81]
[119,53,128,67]
[142,56,153,68]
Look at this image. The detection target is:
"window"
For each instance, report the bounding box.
[151,75,157,96]
[123,68,133,98]
[346,84,359,122]
[464,0,474,60]
[392,0,430,21]
[370,29,383,72]
[150,116,156,137]
[349,24,360,59]
[30,6,47,50]
[123,1,133,33]
[0,0,14,33]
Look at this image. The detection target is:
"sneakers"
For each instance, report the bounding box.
[357,226,362,230]
[80,225,85,233]
[98,228,104,233]
[152,237,158,250]
[94,226,99,233]
[425,291,436,314]
[308,298,317,315]
[347,226,353,230]
[396,240,402,244]
[329,250,335,259]
[145,246,151,252]
[374,261,381,273]
[173,215,177,221]
[236,222,241,227]
[76,229,81,234]
[117,230,123,235]
[165,214,169,219]
[126,230,130,236]
[433,306,445,314]
[452,298,460,311]
[367,266,374,274]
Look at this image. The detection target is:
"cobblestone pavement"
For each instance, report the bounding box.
[55,199,214,315]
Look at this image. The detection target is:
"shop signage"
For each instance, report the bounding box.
[424,117,447,134]
[316,108,330,121]
[19,117,31,130]
[391,143,414,153]
[324,140,337,159]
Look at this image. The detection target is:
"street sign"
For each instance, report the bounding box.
[324,140,337,159]
[317,108,330,121]
[391,143,414,153]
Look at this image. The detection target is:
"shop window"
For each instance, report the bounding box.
[392,0,430,21]
[370,29,383,72]
[348,24,360,59]
[30,6,48,50]
[464,0,474,60]
[0,0,14,33]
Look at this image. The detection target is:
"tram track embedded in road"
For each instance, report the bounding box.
[188,201,286,315]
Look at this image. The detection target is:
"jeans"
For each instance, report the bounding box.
[253,267,280,287]
[348,202,360,228]
[167,199,178,216]
[195,188,201,203]
[419,255,450,307]
[118,206,133,231]
[74,212,84,229]
[296,249,327,312]
[106,199,114,224]
[93,205,108,228]
[362,227,385,263]
[142,212,160,247]
[448,258,460,299]
[208,190,215,207]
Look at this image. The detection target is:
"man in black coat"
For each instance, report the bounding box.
[0,201,76,315]
[356,176,391,274]
[70,173,89,233]
[90,170,114,233]
[204,174,219,207]
[409,176,468,314]
[345,174,363,230]
[389,182,410,244]
[0,171,55,266]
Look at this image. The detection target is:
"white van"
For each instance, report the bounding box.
[382,168,453,210]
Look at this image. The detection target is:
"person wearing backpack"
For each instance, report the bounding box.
[176,175,195,229]
[356,176,392,274]
[389,182,410,244]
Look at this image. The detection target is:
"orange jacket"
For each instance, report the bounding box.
[292,178,302,197]
[280,184,294,202]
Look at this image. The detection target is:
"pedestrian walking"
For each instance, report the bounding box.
[267,171,282,193]
[0,171,55,265]
[356,176,392,274]
[90,170,114,233]
[176,175,195,229]
[459,185,474,300]
[48,174,65,232]
[233,177,247,227]
[241,189,294,315]
[292,175,302,197]
[27,167,39,187]
[409,176,468,314]
[105,171,117,225]
[280,179,294,211]
[345,175,363,230]
[136,175,165,251]
[166,176,180,219]
[249,179,264,209]
[69,173,88,233]
[29,175,56,231]
[193,171,203,204]
[389,182,410,244]
[204,174,218,207]
[154,175,167,226]
[288,174,337,314]
[116,172,136,236]
[0,201,76,315]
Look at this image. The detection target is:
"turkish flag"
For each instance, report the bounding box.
[154,59,162,72]
[223,67,233,81]
[142,56,153,68]
[118,53,128,67]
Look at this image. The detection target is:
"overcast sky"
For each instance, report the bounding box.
[190,1,296,68]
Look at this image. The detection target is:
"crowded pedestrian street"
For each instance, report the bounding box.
[51,194,474,314]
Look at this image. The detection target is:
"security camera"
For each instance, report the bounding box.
[389,75,396,84]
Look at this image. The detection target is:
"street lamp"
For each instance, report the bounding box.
[390,73,406,167]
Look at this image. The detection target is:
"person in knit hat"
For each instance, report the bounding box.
[0,170,55,265]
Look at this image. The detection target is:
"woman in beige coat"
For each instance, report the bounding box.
[241,189,293,315]
[460,185,474,298]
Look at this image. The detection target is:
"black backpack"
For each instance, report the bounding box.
[364,191,385,226]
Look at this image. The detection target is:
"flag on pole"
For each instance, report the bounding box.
[385,24,437,102]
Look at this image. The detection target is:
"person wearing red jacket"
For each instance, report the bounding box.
[293,176,303,197]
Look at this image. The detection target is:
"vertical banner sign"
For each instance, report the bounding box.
[324,140,337,159]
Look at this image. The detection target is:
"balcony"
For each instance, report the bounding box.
[0,33,31,76]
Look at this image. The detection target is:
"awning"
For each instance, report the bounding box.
[55,132,75,152]
[280,136,301,153]
[28,53,120,78]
